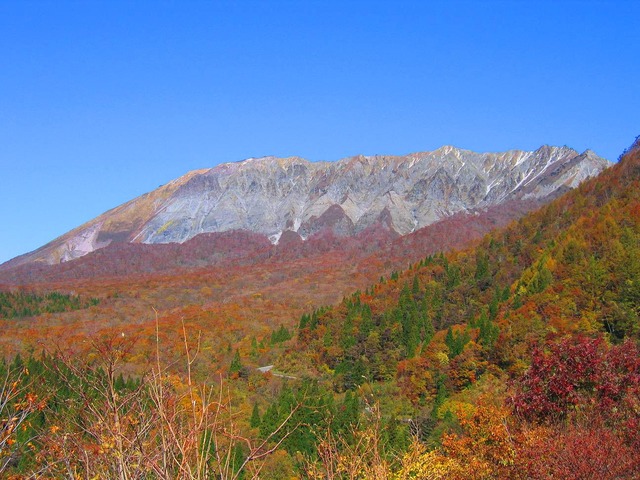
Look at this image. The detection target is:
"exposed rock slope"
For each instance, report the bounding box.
[3,145,609,268]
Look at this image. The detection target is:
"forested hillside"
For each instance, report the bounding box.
[282,136,640,477]
[0,138,638,478]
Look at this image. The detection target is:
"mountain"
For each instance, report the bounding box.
[272,137,640,477]
[292,138,640,384]
[0,138,635,479]
[2,145,609,269]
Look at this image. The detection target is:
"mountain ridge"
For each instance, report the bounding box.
[2,144,609,269]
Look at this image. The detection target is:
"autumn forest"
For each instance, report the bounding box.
[1,138,640,479]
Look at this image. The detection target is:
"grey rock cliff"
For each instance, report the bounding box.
[133,145,608,244]
[3,145,610,267]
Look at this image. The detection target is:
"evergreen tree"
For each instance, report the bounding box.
[229,350,244,377]
[431,374,448,419]
[259,404,280,439]
[360,304,373,337]
[299,313,310,330]
[421,295,435,345]
[445,327,469,358]
[250,403,261,429]
[271,325,292,344]
[412,275,420,297]
[477,310,499,349]
[475,249,491,290]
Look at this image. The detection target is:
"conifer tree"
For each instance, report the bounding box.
[229,349,243,377]
[250,403,261,429]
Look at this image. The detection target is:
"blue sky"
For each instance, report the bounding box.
[1,0,638,264]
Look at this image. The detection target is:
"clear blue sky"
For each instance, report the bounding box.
[1,0,638,264]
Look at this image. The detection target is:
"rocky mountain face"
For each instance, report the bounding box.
[2,145,609,269]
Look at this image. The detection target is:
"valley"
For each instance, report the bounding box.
[2,140,639,478]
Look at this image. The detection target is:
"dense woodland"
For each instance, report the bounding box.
[1,138,639,478]
[0,291,99,319]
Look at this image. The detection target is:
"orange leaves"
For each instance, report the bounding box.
[396,357,434,406]
[398,401,519,480]
[442,402,515,469]
[447,340,486,391]
[515,417,640,479]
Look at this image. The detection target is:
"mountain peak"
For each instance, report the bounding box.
[230,155,312,168]
[2,145,610,268]
[582,148,598,157]
[433,145,468,156]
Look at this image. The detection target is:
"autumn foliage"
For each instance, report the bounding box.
[0,137,640,477]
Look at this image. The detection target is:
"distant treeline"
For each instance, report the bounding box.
[0,290,99,319]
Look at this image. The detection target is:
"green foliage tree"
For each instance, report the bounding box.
[270,325,292,344]
[250,403,261,429]
[229,349,244,377]
[445,327,470,358]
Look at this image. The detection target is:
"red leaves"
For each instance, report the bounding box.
[510,336,640,423]
[518,416,640,479]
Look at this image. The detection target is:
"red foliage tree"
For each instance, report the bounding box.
[510,336,640,426]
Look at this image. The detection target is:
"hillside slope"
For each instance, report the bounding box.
[279,137,640,477]
[0,140,636,479]
[2,145,608,269]
[289,137,640,385]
